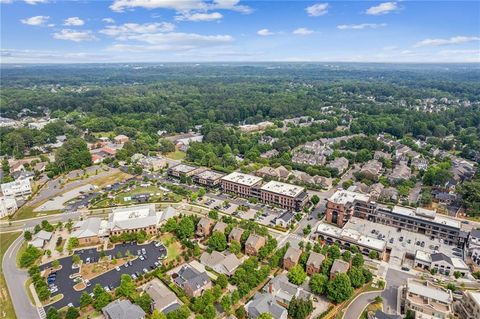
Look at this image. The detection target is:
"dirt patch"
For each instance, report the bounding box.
[80,257,130,280]
[73,282,86,291]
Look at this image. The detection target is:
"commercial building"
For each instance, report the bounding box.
[192,170,225,188]
[1,178,32,198]
[71,218,106,245]
[326,189,467,246]
[414,251,469,277]
[0,196,17,218]
[220,172,309,211]
[167,164,201,178]
[108,204,159,237]
[402,279,453,319]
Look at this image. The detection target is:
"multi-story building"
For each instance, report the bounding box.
[192,170,225,188]
[1,178,32,198]
[108,204,159,237]
[455,290,480,319]
[326,189,467,246]
[245,234,266,256]
[260,181,308,211]
[220,172,263,198]
[196,217,213,237]
[282,247,302,270]
[220,172,308,211]
[403,279,453,319]
[306,252,325,275]
[0,196,17,218]
[167,164,201,178]
[414,251,469,277]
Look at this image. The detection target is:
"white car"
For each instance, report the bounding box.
[132,274,137,280]
[115,266,121,271]
[104,286,110,292]
[139,255,145,261]
[85,279,91,287]
[85,257,91,264]
[50,287,58,293]
[154,242,161,247]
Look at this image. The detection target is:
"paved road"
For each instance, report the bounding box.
[41,241,166,310]
[3,235,40,319]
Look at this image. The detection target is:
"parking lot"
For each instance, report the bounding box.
[40,241,167,310]
[345,217,462,266]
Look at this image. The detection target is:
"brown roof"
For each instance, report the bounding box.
[307,252,325,268]
[330,259,350,276]
[284,247,302,263]
[245,234,266,250]
[198,217,212,229]
[213,221,228,233]
[229,227,244,242]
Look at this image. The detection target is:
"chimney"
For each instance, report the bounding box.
[268,282,273,294]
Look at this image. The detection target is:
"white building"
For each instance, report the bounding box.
[414,251,469,277]
[1,178,32,198]
[0,196,18,218]
[403,278,453,319]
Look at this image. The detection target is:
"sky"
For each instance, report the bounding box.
[1,0,479,63]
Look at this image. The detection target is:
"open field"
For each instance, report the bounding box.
[165,150,186,160]
[0,232,21,319]
[90,171,132,187]
[10,205,61,221]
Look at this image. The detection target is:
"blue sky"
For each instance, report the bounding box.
[1,0,479,63]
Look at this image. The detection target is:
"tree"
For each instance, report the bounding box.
[135,294,152,313]
[220,295,231,312]
[368,251,379,260]
[24,230,32,241]
[72,254,81,265]
[309,273,328,295]
[257,314,272,319]
[342,251,352,262]
[208,210,219,220]
[327,245,341,259]
[93,292,112,311]
[352,253,364,267]
[46,307,59,319]
[216,274,228,289]
[152,310,167,319]
[287,265,307,285]
[229,240,241,254]
[51,260,60,268]
[454,271,463,279]
[208,231,227,251]
[203,304,216,319]
[176,217,195,240]
[65,307,80,319]
[348,267,366,288]
[67,237,79,251]
[54,138,92,173]
[116,274,136,298]
[447,283,456,291]
[327,273,354,304]
[311,195,320,206]
[80,291,93,308]
[288,297,313,319]
[19,245,42,268]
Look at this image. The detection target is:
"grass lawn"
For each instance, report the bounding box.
[165,150,186,160]
[159,233,182,263]
[91,171,132,188]
[360,301,383,319]
[92,131,113,138]
[10,205,61,221]
[0,232,21,319]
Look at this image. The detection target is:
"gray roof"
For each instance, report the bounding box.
[284,247,302,263]
[264,274,310,303]
[278,211,295,223]
[247,293,287,319]
[431,252,452,265]
[33,230,52,241]
[174,265,211,292]
[229,227,244,241]
[374,310,402,319]
[470,229,480,240]
[213,221,228,233]
[200,251,241,276]
[307,252,325,268]
[71,218,102,238]
[102,299,145,319]
[144,279,180,313]
[330,259,350,275]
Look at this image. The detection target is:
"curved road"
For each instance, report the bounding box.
[3,235,40,319]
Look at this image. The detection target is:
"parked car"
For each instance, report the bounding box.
[115,266,121,271]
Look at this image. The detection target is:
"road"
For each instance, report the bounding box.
[343,268,413,319]
[3,235,41,319]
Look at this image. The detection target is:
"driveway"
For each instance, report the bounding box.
[3,236,40,319]
[41,241,166,310]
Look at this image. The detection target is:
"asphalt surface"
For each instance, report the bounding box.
[3,235,40,319]
[40,241,166,310]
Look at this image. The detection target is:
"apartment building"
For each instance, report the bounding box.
[220,172,263,198]
[192,170,225,188]
[1,178,32,198]
[0,196,17,218]
[455,290,480,319]
[260,181,308,211]
[326,189,467,246]
[403,279,453,319]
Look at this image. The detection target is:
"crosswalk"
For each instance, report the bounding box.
[37,306,46,319]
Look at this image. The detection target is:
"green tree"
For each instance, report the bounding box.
[208,231,227,251]
[309,273,328,295]
[203,304,216,319]
[216,274,228,289]
[351,253,364,267]
[72,254,81,265]
[288,297,313,319]
[80,291,93,308]
[208,210,219,220]
[327,273,354,304]
[368,251,379,260]
[19,245,42,268]
[220,295,231,312]
[152,310,167,319]
[135,294,152,313]
[46,307,59,319]
[65,307,80,319]
[287,265,307,285]
[310,195,320,206]
[176,217,195,240]
[257,314,272,319]
[54,138,92,173]
[342,251,352,262]
[24,230,32,241]
[116,274,136,298]
[348,267,366,288]
[229,240,241,254]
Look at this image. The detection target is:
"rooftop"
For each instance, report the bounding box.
[221,172,262,186]
[260,180,305,197]
[390,206,460,229]
[194,170,225,180]
[329,189,370,205]
[109,204,159,231]
[407,279,452,304]
[169,164,198,173]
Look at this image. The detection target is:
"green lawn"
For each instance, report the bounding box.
[10,205,61,221]
[0,232,21,319]
[159,233,181,262]
[165,150,186,160]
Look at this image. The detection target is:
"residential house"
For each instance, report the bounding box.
[173,264,212,297]
[256,166,290,180]
[275,211,295,228]
[373,151,391,161]
[143,279,182,314]
[403,278,453,319]
[263,274,311,306]
[260,150,279,159]
[176,135,203,152]
[306,252,325,275]
[92,154,104,164]
[455,290,480,319]
[388,164,411,183]
[414,251,469,277]
[283,247,302,270]
[381,187,399,202]
[411,157,429,171]
[360,160,383,179]
[196,217,213,237]
[246,293,287,319]
[102,299,145,319]
[245,234,266,256]
[228,227,244,243]
[369,183,385,200]
[200,251,241,276]
[114,135,129,144]
[212,221,228,234]
[330,259,350,280]
[327,157,349,174]
[100,146,117,157]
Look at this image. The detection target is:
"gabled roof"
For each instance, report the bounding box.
[198,217,213,229]
[247,293,287,319]
[307,252,325,268]
[200,251,241,275]
[102,299,145,319]
[284,247,302,263]
[175,264,211,291]
[34,230,52,241]
[330,259,349,275]
[246,234,266,249]
[229,227,244,241]
[431,252,452,265]
[213,221,228,233]
[71,218,102,238]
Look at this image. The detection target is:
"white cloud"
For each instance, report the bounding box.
[24,0,48,4]
[100,22,175,39]
[20,16,50,26]
[64,17,85,26]
[415,36,480,47]
[257,28,274,36]
[0,0,13,4]
[102,18,115,24]
[366,2,397,15]
[293,28,314,35]
[53,29,97,42]
[337,23,387,30]
[110,0,251,14]
[306,3,329,17]
[175,12,223,22]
